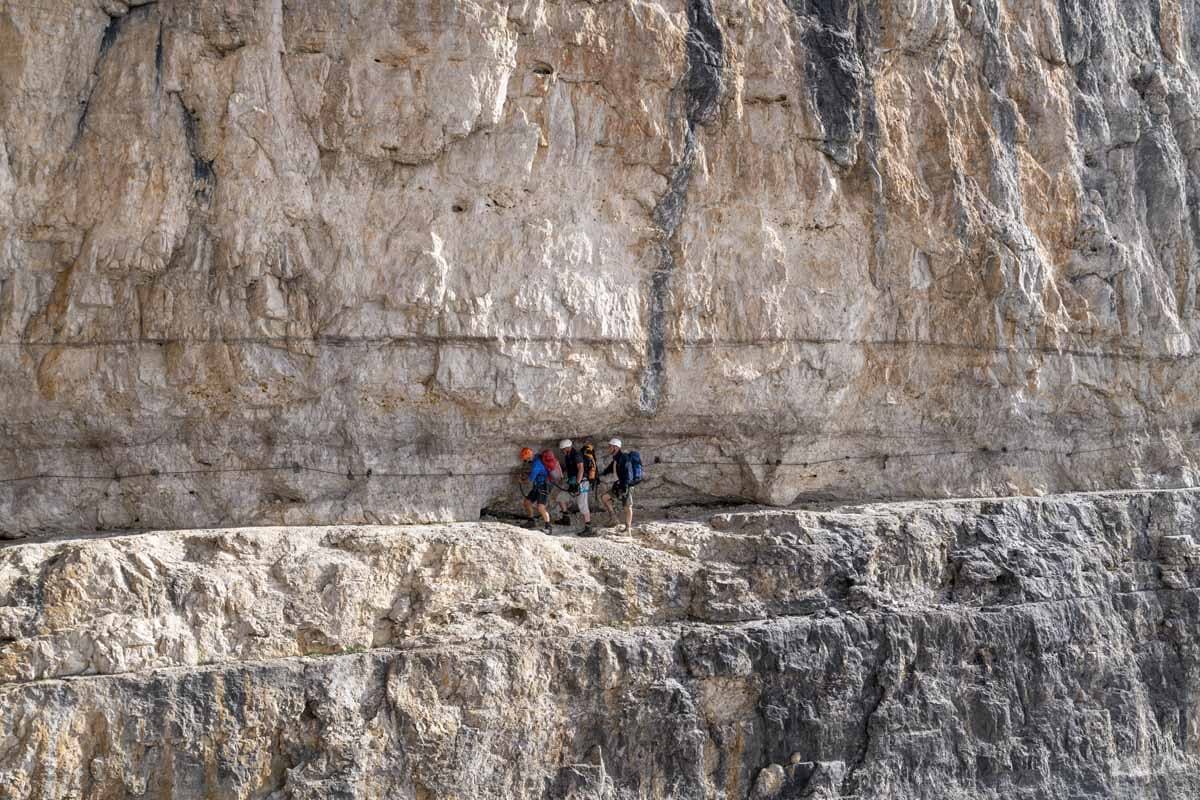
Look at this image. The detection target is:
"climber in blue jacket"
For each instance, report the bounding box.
[519,447,552,534]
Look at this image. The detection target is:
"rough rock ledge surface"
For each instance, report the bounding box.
[3,488,1200,798]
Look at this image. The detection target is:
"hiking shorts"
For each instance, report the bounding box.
[609,484,632,508]
[577,480,591,515]
[526,484,549,505]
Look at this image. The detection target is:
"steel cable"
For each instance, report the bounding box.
[2,431,1195,486]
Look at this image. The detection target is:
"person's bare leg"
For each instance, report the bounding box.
[624,502,633,530]
[602,493,615,519]
[523,498,533,518]
[537,503,550,524]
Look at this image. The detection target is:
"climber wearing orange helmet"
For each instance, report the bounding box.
[519,447,552,534]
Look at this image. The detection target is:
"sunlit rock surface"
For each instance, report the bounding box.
[6,3,1200,796]
[3,0,1200,535]
[2,488,1200,798]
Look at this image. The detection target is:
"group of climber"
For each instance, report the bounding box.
[519,437,643,536]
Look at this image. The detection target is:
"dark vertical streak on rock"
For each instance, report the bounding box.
[99,12,123,56]
[977,0,1024,217]
[785,2,885,292]
[73,13,127,148]
[73,5,160,148]
[786,0,867,168]
[154,22,164,93]
[179,95,215,204]
[639,0,725,415]
[854,4,885,294]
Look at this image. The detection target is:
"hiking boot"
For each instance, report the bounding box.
[556,515,572,526]
[616,524,629,533]
[543,523,554,535]
[579,525,597,538]
[522,518,537,529]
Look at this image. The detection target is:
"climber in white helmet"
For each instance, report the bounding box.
[600,437,638,532]
[551,438,588,535]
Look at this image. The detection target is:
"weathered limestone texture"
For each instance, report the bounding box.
[3,0,1200,534]
[3,488,1200,797]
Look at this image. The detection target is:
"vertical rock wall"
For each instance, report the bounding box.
[2,0,1200,535]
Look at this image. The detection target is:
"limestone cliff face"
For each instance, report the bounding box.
[3,0,1200,534]
[3,489,1200,797]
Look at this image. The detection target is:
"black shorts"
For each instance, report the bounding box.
[526,484,549,505]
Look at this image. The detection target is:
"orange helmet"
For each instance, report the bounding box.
[520,447,534,460]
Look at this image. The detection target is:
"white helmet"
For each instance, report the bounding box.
[608,438,622,448]
[559,439,572,449]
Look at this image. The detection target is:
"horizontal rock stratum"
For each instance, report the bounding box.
[3,0,1200,535]
[3,488,1200,798]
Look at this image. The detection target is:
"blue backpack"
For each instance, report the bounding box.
[624,451,644,486]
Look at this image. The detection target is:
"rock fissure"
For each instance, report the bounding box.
[840,626,891,797]
[639,0,726,415]
[177,93,215,201]
[72,10,129,148]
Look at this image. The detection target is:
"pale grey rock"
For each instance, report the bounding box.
[752,763,786,797]
[2,488,1200,798]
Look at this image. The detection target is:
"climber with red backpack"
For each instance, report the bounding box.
[540,446,564,520]
[519,447,553,534]
[600,438,643,532]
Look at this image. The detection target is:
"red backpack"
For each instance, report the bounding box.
[540,450,563,482]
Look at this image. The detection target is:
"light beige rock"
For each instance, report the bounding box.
[1,0,1199,537]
